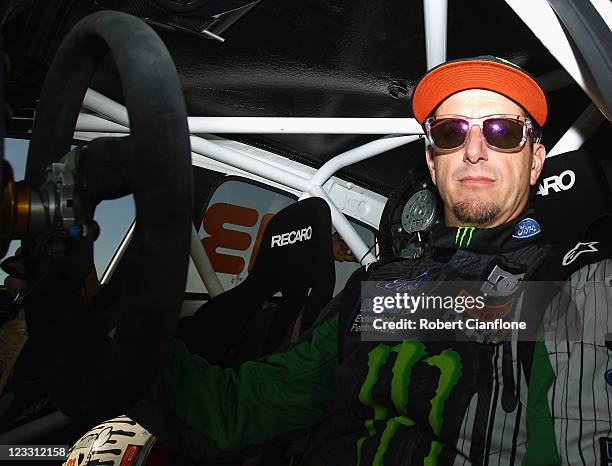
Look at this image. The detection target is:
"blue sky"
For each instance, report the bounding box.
[1,138,135,283]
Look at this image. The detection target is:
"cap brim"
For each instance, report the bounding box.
[412,59,548,126]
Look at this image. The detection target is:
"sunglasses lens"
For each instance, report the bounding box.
[482,118,524,150]
[429,118,469,150]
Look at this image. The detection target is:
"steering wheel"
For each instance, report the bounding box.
[21,11,192,422]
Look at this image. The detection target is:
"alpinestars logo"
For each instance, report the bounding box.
[562,241,599,266]
[270,226,312,248]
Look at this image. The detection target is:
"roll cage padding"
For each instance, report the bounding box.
[23,11,192,423]
[547,0,612,118]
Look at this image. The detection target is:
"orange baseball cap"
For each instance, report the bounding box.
[412,56,548,127]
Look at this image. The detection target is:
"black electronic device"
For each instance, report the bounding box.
[378,173,441,260]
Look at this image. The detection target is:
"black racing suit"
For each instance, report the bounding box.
[128,211,612,466]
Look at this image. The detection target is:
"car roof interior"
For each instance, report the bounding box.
[3,0,611,197]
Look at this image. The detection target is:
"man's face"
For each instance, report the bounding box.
[425,89,546,228]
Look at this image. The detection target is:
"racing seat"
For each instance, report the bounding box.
[178,197,336,366]
[531,148,612,242]
[529,148,612,281]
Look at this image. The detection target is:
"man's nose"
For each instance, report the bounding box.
[463,126,488,163]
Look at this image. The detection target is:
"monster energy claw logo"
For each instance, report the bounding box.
[356,341,463,466]
[455,226,475,248]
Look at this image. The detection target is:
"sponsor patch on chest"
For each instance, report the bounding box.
[347,310,362,336]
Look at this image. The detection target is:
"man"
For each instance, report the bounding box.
[10,57,612,465]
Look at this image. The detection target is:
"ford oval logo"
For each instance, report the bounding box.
[512,218,541,239]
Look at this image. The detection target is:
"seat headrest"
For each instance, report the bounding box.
[250,197,334,291]
[533,149,612,238]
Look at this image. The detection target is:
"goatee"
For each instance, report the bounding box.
[452,200,501,226]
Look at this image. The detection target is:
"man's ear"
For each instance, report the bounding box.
[425,146,437,185]
[529,143,546,186]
